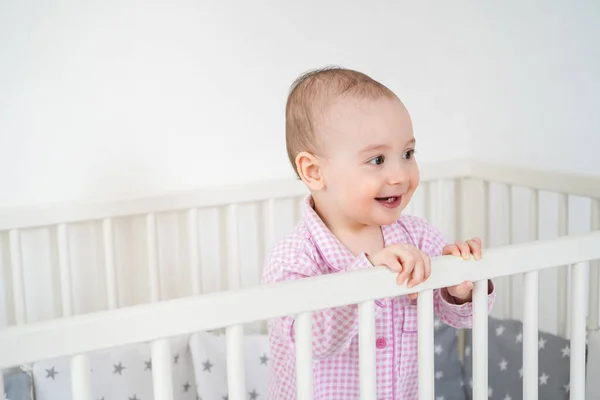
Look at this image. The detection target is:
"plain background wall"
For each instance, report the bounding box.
[462,2,600,175]
[2,0,597,208]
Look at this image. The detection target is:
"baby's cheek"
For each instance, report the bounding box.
[354,178,380,197]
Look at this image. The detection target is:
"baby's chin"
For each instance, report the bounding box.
[366,210,404,226]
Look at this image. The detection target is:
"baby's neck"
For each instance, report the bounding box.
[332,224,385,258]
[312,198,384,257]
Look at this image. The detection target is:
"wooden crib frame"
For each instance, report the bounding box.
[0,159,599,400]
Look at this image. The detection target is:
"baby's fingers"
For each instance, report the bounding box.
[447,280,474,299]
[442,244,460,257]
[455,241,471,260]
[396,257,415,286]
[382,254,403,273]
[466,238,482,260]
[407,257,425,289]
[407,253,429,299]
[423,253,431,280]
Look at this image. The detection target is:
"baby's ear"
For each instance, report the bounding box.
[296,151,325,191]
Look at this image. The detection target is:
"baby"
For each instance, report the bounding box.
[262,67,495,399]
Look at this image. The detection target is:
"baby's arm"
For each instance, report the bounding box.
[399,215,496,329]
[434,281,495,329]
[264,252,380,359]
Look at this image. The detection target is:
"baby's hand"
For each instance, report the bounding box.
[367,244,431,300]
[443,237,482,303]
[442,237,482,260]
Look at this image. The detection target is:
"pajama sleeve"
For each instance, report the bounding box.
[399,215,496,329]
[263,244,382,359]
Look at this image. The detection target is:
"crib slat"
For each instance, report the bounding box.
[102,219,118,309]
[146,213,160,302]
[418,290,434,400]
[226,324,246,400]
[358,300,377,400]
[523,188,539,399]
[482,181,490,246]
[9,230,26,325]
[570,261,587,399]
[57,224,73,317]
[265,199,276,257]
[260,199,277,334]
[589,199,600,331]
[472,279,488,400]
[454,178,462,241]
[523,270,538,399]
[0,370,5,399]
[423,181,431,221]
[529,189,539,239]
[557,194,568,337]
[188,208,201,296]
[71,354,92,400]
[590,259,600,332]
[151,339,174,400]
[226,205,241,290]
[433,180,444,230]
[504,185,513,319]
[454,179,467,363]
[295,312,314,400]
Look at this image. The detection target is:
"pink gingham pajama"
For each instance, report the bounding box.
[262,197,495,399]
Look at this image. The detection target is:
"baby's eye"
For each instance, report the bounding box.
[403,149,415,159]
[368,155,385,165]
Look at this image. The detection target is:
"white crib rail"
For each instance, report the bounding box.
[1,230,599,399]
[0,179,309,231]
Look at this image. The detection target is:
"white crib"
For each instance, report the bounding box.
[0,159,599,400]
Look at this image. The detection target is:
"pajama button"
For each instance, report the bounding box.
[376,338,387,349]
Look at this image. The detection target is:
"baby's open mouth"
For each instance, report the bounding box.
[375,196,402,208]
[376,197,398,203]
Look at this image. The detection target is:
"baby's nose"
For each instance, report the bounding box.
[389,166,410,184]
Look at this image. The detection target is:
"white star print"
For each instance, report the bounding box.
[561,345,570,358]
[564,383,570,393]
[435,345,443,355]
[465,346,471,357]
[516,332,523,343]
[539,373,549,385]
[503,395,512,400]
[488,386,493,397]
[434,319,441,329]
[496,325,505,336]
[539,337,547,350]
[435,371,444,379]
[436,397,445,400]
[519,367,523,378]
[499,359,508,371]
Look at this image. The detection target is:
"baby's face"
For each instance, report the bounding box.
[318,95,419,228]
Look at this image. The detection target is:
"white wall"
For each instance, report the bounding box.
[460,1,600,175]
[0,0,491,207]
[1,1,598,208]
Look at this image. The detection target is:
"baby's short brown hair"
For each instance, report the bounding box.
[285,66,397,176]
